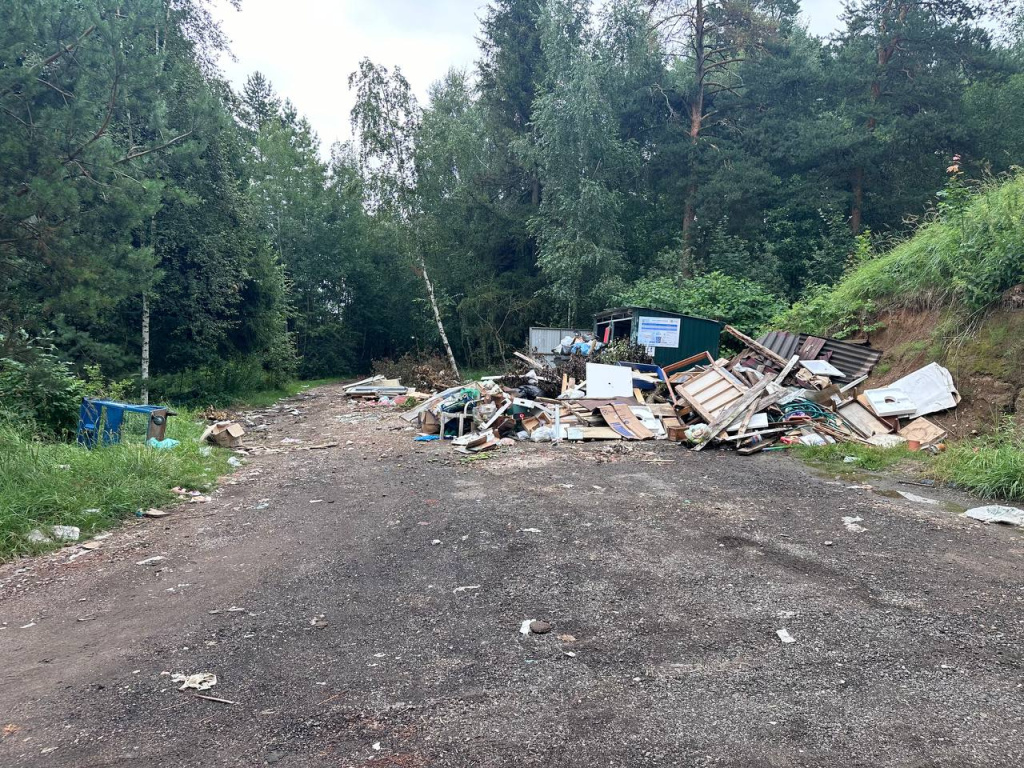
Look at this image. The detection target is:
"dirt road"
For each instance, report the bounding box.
[2,383,1023,767]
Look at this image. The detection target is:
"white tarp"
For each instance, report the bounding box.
[963,506,1024,527]
[889,363,960,418]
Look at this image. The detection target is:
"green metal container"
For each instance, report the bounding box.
[593,306,722,368]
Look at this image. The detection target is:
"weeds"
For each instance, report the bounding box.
[795,443,928,473]
[0,412,231,561]
[932,420,1024,500]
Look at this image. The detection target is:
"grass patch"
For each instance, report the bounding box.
[227,377,345,409]
[931,422,1024,500]
[795,442,929,473]
[0,411,232,562]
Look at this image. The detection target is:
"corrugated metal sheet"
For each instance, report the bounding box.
[529,327,588,354]
[757,331,882,380]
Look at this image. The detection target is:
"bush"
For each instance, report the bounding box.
[0,332,87,439]
[615,272,787,338]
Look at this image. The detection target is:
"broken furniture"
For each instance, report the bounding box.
[77,398,173,449]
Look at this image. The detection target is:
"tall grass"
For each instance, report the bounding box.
[777,173,1024,337]
[0,411,230,560]
[932,421,1024,501]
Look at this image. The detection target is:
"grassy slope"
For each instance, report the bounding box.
[778,173,1024,337]
[778,174,1024,502]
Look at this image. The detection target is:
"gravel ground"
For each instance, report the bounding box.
[1,383,1023,768]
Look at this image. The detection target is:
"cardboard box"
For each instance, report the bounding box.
[204,421,246,448]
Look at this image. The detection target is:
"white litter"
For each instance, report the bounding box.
[520,619,533,635]
[51,525,80,541]
[372,742,381,751]
[517,528,542,534]
[172,672,217,691]
[897,491,939,505]
[136,556,165,566]
[842,516,866,533]
[452,585,481,594]
[963,505,1024,527]
[776,629,796,644]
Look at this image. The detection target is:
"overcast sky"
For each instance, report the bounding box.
[214,0,847,151]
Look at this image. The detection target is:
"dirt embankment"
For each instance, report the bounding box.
[851,307,1024,438]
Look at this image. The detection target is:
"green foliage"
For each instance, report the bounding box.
[0,332,87,438]
[0,410,230,561]
[616,272,787,336]
[932,419,1024,500]
[777,173,1024,336]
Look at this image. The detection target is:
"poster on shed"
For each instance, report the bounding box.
[636,316,680,348]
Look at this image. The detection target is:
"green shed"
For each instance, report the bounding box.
[593,306,723,369]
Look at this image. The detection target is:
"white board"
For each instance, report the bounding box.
[864,387,917,417]
[800,359,846,378]
[585,363,634,399]
[636,316,681,348]
[889,363,960,418]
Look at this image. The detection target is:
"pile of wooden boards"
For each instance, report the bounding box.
[666,326,883,453]
[341,375,429,401]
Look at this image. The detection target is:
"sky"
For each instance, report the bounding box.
[213,0,847,151]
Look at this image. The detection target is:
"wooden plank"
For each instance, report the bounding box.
[777,354,800,383]
[662,351,714,376]
[738,438,778,456]
[479,399,511,432]
[612,403,655,440]
[723,325,790,368]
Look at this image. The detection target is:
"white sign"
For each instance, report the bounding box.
[636,316,680,348]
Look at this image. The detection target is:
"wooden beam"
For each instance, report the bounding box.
[723,325,790,368]
[514,351,547,369]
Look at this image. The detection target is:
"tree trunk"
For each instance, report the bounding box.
[141,293,150,405]
[681,187,697,278]
[419,256,461,381]
[850,167,864,235]
[681,0,705,280]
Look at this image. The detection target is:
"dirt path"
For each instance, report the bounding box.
[2,383,1023,767]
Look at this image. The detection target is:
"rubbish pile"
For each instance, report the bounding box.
[340,375,429,403]
[360,325,961,457]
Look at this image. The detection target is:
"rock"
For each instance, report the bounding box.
[529,620,552,634]
[51,525,80,542]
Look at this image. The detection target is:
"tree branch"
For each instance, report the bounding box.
[0,24,97,100]
[64,72,119,164]
[116,131,193,164]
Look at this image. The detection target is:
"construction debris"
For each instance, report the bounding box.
[348,324,959,458]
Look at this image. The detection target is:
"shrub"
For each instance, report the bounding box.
[0,332,86,439]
